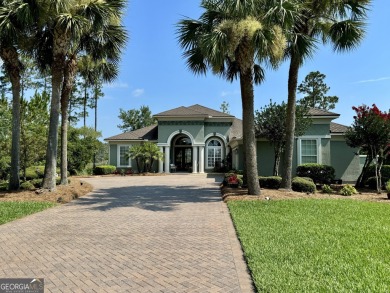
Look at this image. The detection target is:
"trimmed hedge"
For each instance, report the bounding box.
[259,176,282,189]
[296,163,335,184]
[365,176,389,190]
[292,177,316,193]
[94,165,116,175]
[365,165,390,179]
[20,181,35,190]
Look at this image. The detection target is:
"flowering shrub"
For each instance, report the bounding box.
[340,184,358,196]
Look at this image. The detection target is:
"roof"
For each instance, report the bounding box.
[330,122,348,134]
[308,108,340,117]
[229,118,243,139]
[154,104,234,118]
[104,124,158,141]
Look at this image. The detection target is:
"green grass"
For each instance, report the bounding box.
[228,199,390,292]
[0,202,56,225]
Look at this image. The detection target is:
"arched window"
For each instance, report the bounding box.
[206,139,223,168]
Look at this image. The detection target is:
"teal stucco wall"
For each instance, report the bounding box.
[158,121,204,144]
[330,140,361,182]
[109,144,117,166]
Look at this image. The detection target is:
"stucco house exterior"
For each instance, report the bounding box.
[105,104,361,182]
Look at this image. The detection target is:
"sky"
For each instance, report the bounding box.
[93,0,390,139]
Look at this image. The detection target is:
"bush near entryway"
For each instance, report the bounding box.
[94,165,116,175]
[292,177,316,193]
[296,163,335,184]
[258,176,282,189]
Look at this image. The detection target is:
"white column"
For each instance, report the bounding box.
[164,146,170,173]
[192,146,198,173]
[158,147,164,173]
[199,146,205,173]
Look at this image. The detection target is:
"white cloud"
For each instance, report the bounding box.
[103,82,129,89]
[132,88,145,97]
[355,76,390,84]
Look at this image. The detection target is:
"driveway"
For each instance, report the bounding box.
[0,174,254,292]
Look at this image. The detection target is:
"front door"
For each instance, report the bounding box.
[174,147,192,172]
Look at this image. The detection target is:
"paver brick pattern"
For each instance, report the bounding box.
[0,175,254,292]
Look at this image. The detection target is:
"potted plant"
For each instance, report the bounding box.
[386,180,390,199]
[228,174,239,188]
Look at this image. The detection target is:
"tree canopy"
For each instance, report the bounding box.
[298,71,339,110]
[118,105,156,132]
[346,104,390,191]
[255,101,311,176]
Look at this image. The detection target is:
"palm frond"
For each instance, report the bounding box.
[329,20,365,52]
[183,47,208,75]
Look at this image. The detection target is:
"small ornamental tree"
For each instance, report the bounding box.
[345,104,390,192]
[255,101,311,176]
[126,142,163,173]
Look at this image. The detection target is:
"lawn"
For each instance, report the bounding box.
[228,199,390,292]
[0,201,56,225]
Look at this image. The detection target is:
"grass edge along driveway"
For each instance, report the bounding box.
[228,199,390,292]
[0,201,56,225]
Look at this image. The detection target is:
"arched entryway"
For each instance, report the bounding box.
[172,134,192,172]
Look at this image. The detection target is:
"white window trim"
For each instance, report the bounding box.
[297,137,321,165]
[205,138,224,169]
[117,144,132,167]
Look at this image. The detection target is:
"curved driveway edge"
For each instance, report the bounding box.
[0,174,254,292]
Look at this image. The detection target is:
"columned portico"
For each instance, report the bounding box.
[159,147,164,173]
[199,146,205,173]
[164,146,170,173]
[192,146,198,173]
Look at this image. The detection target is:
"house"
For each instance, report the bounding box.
[105,104,361,182]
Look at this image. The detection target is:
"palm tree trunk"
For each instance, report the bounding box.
[281,54,300,190]
[43,30,67,190]
[60,55,77,185]
[1,47,21,191]
[93,84,98,169]
[240,69,261,195]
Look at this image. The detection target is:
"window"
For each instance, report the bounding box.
[206,139,223,168]
[119,145,131,167]
[300,139,318,164]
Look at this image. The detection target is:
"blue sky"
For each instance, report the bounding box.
[94,1,390,139]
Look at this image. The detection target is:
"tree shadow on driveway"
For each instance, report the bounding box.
[70,184,222,212]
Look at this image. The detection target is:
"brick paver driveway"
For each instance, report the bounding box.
[0,175,254,292]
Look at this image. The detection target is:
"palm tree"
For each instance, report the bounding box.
[78,55,119,169]
[177,0,290,195]
[280,0,370,190]
[34,0,126,190]
[0,0,37,190]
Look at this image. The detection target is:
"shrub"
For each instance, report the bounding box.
[298,177,314,183]
[258,176,282,189]
[20,181,35,190]
[296,163,335,184]
[0,181,8,191]
[30,179,43,188]
[292,177,316,193]
[321,184,333,194]
[364,165,390,180]
[365,176,389,190]
[94,165,116,175]
[224,173,243,187]
[386,181,390,193]
[23,166,45,180]
[340,184,358,196]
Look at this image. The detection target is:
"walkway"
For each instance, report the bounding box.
[0,175,254,292]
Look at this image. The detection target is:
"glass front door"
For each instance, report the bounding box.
[174,147,192,171]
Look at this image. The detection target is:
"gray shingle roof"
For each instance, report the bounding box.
[104,124,158,141]
[229,118,243,139]
[154,104,233,118]
[308,108,339,117]
[330,122,348,134]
